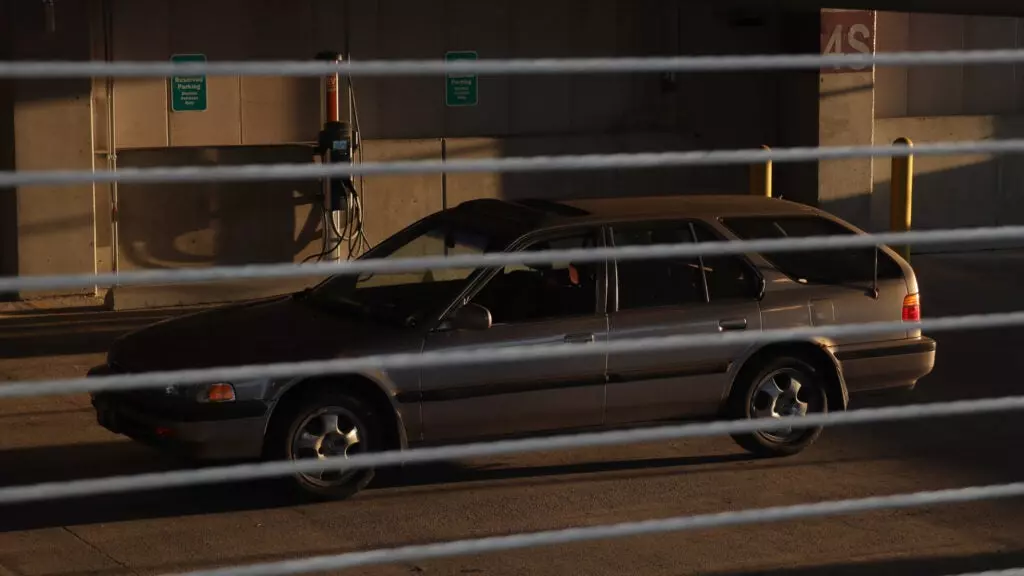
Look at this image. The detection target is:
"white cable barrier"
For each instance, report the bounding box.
[4,140,1024,188]
[948,571,1024,576]
[5,47,1024,576]
[0,224,1021,293]
[2,391,1024,505]
[0,309,1019,401]
[6,48,1024,78]
[147,482,1024,576]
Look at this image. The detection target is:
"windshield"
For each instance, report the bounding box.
[306,213,502,327]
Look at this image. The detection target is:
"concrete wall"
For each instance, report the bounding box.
[8,0,97,299]
[872,116,1024,252]
[876,12,1024,118]
[817,9,877,228]
[870,11,1024,253]
[1,0,812,308]
[0,0,17,289]
[92,0,795,308]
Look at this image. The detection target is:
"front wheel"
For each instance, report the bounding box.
[728,356,829,458]
[265,391,380,501]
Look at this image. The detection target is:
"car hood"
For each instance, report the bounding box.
[108,294,412,373]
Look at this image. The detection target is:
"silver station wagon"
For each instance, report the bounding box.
[89,195,936,500]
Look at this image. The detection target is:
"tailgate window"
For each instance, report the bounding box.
[720,215,903,286]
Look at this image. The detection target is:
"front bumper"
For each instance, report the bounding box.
[88,364,270,461]
[832,336,937,394]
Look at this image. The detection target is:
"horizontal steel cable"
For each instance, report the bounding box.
[3,393,1024,506]
[160,482,1024,576]
[7,49,1024,79]
[0,309,1002,400]
[4,140,1024,188]
[5,47,1023,576]
[947,571,1024,576]
[0,224,1022,293]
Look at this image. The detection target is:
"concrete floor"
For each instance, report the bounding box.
[0,252,1023,576]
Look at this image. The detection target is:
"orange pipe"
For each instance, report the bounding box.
[325,73,340,123]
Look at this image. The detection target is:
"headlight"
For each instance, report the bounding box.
[195,382,236,403]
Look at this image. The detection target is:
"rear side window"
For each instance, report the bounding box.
[690,223,762,301]
[611,223,706,310]
[720,215,903,285]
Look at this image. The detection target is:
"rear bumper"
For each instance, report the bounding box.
[831,336,936,394]
[88,364,269,461]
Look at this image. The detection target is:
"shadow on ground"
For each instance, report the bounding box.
[820,253,1024,483]
[707,549,1024,576]
[0,440,762,532]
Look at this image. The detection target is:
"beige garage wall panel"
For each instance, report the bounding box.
[907,14,964,117]
[241,77,321,145]
[89,0,110,155]
[1018,20,1024,112]
[113,146,323,272]
[166,0,244,147]
[443,0,511,137]
[872,116,1005,251]
[349,0,445,140]
[11,0,96,294]
[877,12,1024,119]
[358,140,444,243]
[311,0,347,52]
[13,96,96,283]
[111,0,169,149]
[872,115,1024,251]
[109,144,327,308]
[343,0,688,140]
[963,16,1017,115]
[444,138,503,207]
[508,0,575,135]
[240,1,320,145]
[618,0,679,131]
[875,12,909,119]
[678,6,781,150]
[571,0,627,134]
[445,133,701,206]
[89,1,113,274]
[112,0,339,149]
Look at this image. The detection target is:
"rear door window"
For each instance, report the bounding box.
[610,222,707,310]
[690,222,762,302]
[720,215,903,285]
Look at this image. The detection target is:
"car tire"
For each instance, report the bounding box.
[728,356,828,458]
[265,390,380,501]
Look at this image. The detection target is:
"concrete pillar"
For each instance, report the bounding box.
[10,0,97,298]
[817,9,877,230]
[0,1,18,289]
[774,9,822,208]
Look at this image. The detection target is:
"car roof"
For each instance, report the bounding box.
[451,195,825,234]
[556,195,821,221]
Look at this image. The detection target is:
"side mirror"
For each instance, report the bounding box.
[448,303,492,331]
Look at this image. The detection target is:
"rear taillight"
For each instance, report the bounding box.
[902,293,920,322]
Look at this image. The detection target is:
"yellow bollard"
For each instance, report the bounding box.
[890,137,914,262]
[750,145,772,198]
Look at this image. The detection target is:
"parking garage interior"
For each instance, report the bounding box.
[3,0,1024,309]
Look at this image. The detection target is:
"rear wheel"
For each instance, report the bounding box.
[265,390,380,501]
[728,356,828,457]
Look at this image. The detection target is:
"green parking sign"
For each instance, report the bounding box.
[445,51,478,107]
[170,54,208,112]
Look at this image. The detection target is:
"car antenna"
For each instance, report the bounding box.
[871,245,880,299]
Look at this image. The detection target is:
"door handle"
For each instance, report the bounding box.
[718,318,748,332]
[564,333,596,344]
